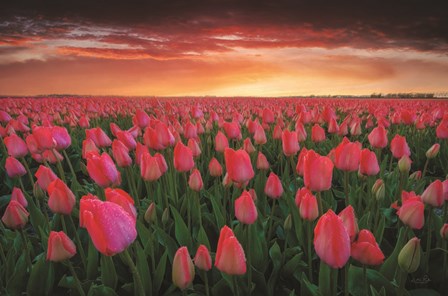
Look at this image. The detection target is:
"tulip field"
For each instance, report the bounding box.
[1,96,448,296]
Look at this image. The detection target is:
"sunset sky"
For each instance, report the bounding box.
[1,1,447,96]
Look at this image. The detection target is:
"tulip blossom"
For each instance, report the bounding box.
[235,190,258,224]
[359,148,380,176]
[140,152,163,181]
[85,127,112,148]
[390,134,411,159]
[51,126,71,151]
[334,137,362,172]
[215,131,229,152]
[208,157,223,177]
[188,168,204,191]
[264,172,283,199]
[194,245,212,271]
[1,200,29,229]
[4,134,28,158]
[440,224,448,240]
[215,226,246,275]
[173,141,195,172]
[398,237,421,273]
[299,190,319,221]
[397,192,425,230]
[338,205,359,242]
[5,156,26,178]
[105,188,137,221]
[303,150,334,192]
[426,143,440,159]
[421,179,444,207]
[79,195,137,256]
[47,179,76,215]
[314,210,351,269]
[46,231,76,262]
[256,152,270,170]
[296,147,308,176]
[11,187,27,208]
[224,148,255,184]
[351,229,385,265]
[253,124,267,145]
[86,153,121,187]
[281,130,300,156]
[35,165,58,191]
[311,124,326,143]
[112,140,132,168]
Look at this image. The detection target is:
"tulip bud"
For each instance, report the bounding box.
[162,207,170,225]
[284,214,292,231]
[11,187,28,208]
[264,172,283,199]
[421,179,444,207]
[426,143,440,159]
[398,155,412,173]
[398,237,421,273]
[46,231,77,262]
[188,169,203,192]
[222,173,233,188]
[144,203,157,224]
[372,179,385,201]
[80,162,88,176]
[194,245,212,271]
[440,224,448,240]
[1,200,29,229]
[33,182,46,200]
[172,246,195,290]
[409,170,422,181]
[234,191,258,224]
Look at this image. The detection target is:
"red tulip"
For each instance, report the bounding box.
[140,152,163,181]
[311,124,326,143]
[397,192,424,230]
[5,157,26,178]
[235,190,258,224]
[112,140,132,168]
[194,244,212,271]
[223,121,241,140]
[78,116,90,128]
[295,147,308,176]
[4,134,28,158]
[224,148,255,184]
[299,190,319,221]
[33,126,56,150]
[82,138,99,159]
[42,149,64,164]
[253,124,267,145]
[265,172,283,199]
[334,137,362,172]
[35,165,58,191]
[188,138,202,157]
[133,110,150,129]
[243,138,256,154]
[359,148,380,176]
[369,126,387,146]
[262,108,275,124]
[11,187,27,207]
[105,188,137,221]
[215,131,229,152]
[188,168,204,191]
[46,231,76,262]
[47,179,76,215]
[421,179,444,207]
[79,195,137,256]
[144,121,172,150]
[436,120,448,139]
[1,200,29,229]
[328,117,339,134]
[135,142,149,166]
[272,124,282,140]
[25,134,41,154]
[314,210,351,268]
[296,121,307,142]
[303,150,334,192]
[256,151,270,170]
[86,153,121,188]
[116,130,137,151]
[184,121,198,139]
[51,126,71,150]
[282,130,300,156]
[173,141,195,172]
[338,205,359,242]
[172,246,195,290]
[215,226,246,275]
[85,127,112,148]
[425,143,440,159]
[351,229,385,265]
[390,134,411,159]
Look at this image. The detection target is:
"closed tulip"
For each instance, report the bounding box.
[256,151,270,170]
[33,126,56,150]
[397,193,424,229]
[398,155,412,173]
[311,124,326,143]
[11,187,27,207]
[116,130,137,151]
[5,157,26,178]
[314,210,351,268]
[188,169,203,191]
[368,125,388,149]
[421,179,444,207]
[1,200,29,229]
[334,137,362,172]
[243,138,256,154]
[51,126,71,150]
[194,244,212,271]
[303,150,334,192]
[112,140,132,168]
[105,188,137,221]
[425,143,440,159]
[440,224,448,240]
[359,148,380,176]
[133,110,150,129]
[215,131,229,152]
[235,190,258,224]
[174,141,195,172]
[223,121,241,140]
[208,157,223,177]
[390,134,411,159]
[46,231,76,262]
[398,237,421,273]
[215,226,246,275]
[299,190,319,221]
[188,138,202,157]
[265,172,283,199]
[35,165,58,191]
[81,138,99,159]
[296,147,308,176]
[4,134,28,158]
[282,130,300,156]
[253,124,267,145]
[86,153,121,188]
[338,205,359,242]
[172,246,195,290]
[79,195,137,256]
[351,229,385,265]
[140,152,163,181]
[85,127,112,148]
[224,148,255,184]
[47,179,76,215]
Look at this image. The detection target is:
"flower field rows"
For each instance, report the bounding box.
[1,97,448,295]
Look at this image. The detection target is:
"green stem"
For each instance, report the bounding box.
[307,221,313,282]
[397,270,407,296]
[344,171,349,207]
[196,191,203,227]
[52,149,67,183]
[330,266,337,296]
[19,229,32,272]
[388,156,394,173]
[442,240,447,280]
[363,265,368,296]
[232,275,240,296]
[67,215,87,270]
[344,264,349,296]
[267,199,277,241]
[247,224,252,295]
[203,270,210,296]
[62,150,78,183]
[20,157,35,187]
[317,191,323,217]
[425,207,433,274]
[67,260,86,296]
[122,248,145,296]
[422,158,429,178]
[126,166,140,208]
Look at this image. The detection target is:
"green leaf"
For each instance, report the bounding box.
[380,226,406,281]
[87,239,99,280]
[197,226,211,250]
[283,253,305,277]
[408,289,440,296]
[6,253,27,294]
[299,272,321,296]
[349,265,396,296]
[87,284,119,296]
[154,227,178,262]
[374,215,385,244]
[27,254,54,296]
[101,255,117,290]
[153,250,168,294]
[136,220,151,244]
[267,242,282,295]
[170,206,193,251]
[318,261,337,296]
[209,192,225,229]
[135,243,152,294]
